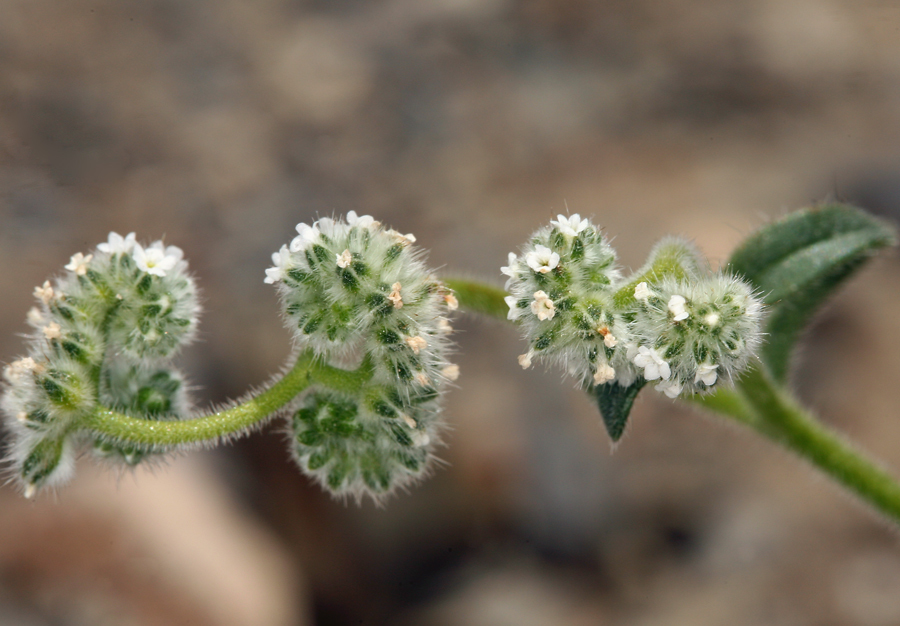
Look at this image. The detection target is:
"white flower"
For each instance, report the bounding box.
[97,231,136,255]
[336,249,352,269]
[593,364,616,385]
[346,211,376,229]
[550,213,590,237]
[26,307,44,326]
[442,364,460,381]
[634,282,652,301]
[633,346,671,380]
[518,351,534,369]
[401,413,418,429]
[290,222,320,252]
[438,318,453,333]
[668,295,689,321]
[388,282,404,308]
[500,252,517,277]
[411,431,431,447]
[703,312,720,327]
[525,245,560,274]
[530,291,555,321]
[505,296,520,320]
[387,229,416,244]
[405,335,427,354]
[655,379,683,398]
[597,326,617,348]
[65,252,93,276]
[33,281,55,306]
[42,322,61,340]
[133,242,182,277]
[444,293,458,310]
[415,372,430,386]
[694,362,719,386]
[4,357,37,382]
[264,245,292,284]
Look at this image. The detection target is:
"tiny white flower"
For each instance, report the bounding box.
[346,211,376,229]
[97,231,136,255]
[336,249,352,269]
[703,312,720,327]
[42,322,61,340]
[518,351,534,369]
[500,252,518,278]
[411,431,431,447]
[530,290,555,321]
[438,318,453,333]
[65,252,93,276]
[400,414,418,429]
[133,242,182,277]
[405,335,427,354]
[388,282,403,308]
[525,245,560,274]
[264,245,292,284]
[415,372,430,386]
[634,282,652,301]
[504,295,520,321]
[385,229,415,244]
[290,222,320,252]
[444,293,458,310]
[33,281,55,306]
[694,362,719,386]
[597,326,617,348]
[4,357,37,382]
[550,213,590,237]
[593,364,616,385]
[16,411,27,423]
[668,295,689,321]
[442,364,460,381]
[23,484,36,499]
[26,307,44,327]
[655,379,683,398]
[633,346,671,380]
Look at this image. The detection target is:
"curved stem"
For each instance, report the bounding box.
[696,365,900,525]
[85,350,373,447]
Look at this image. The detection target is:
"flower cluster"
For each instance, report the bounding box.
[503,215,762,399]
[2,233,197,497]
[502,214,628,388]
[265,212,458,500]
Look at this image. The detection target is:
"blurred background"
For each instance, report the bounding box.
[3,0,900,624]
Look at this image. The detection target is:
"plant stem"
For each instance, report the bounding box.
[85,350,373,447]
[444,278,510,320]
[696,365,900,525]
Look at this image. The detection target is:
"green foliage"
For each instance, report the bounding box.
[728,203,896,382]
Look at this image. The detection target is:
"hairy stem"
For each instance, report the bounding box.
[444,277,509,321]
[696,365,900,525]
[85,350,373,447]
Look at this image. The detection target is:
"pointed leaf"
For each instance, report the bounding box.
[728,204,896,382]
[593,378,647,441]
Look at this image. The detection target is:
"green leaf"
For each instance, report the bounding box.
[728,204,896,382]
[592,378,647,442]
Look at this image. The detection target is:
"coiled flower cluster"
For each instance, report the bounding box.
[2,233,197,496]
[265,212,458,499]
[504,215,762,399]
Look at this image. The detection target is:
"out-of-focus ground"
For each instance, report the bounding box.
[3,0,900,624]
